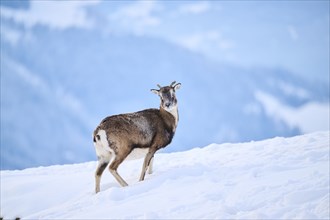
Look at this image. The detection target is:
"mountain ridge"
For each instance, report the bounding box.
[1,10,329,169]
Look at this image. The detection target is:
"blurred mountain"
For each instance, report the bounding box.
[1,2,328,170]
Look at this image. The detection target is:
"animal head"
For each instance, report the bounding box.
[151,81,181,111]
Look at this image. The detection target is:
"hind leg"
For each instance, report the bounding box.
[95,157,110,193]
[109,149,132,187]
[94,129,113,193]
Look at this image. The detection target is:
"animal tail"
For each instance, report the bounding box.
[93,128,101,143]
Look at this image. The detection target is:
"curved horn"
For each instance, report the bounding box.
[170,81,177,87]
[157,84,162,88]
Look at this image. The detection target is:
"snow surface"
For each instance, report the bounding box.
[1,131,329,219]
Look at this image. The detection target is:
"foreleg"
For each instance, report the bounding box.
[140,149,156,181]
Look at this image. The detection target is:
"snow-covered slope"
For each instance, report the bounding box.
[1,131,329,219]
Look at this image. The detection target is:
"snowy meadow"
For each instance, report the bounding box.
[1,131,329,219]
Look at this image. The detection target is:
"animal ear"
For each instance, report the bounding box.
[174,83,181,91]
[151,89,159,95]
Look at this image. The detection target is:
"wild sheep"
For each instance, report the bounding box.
[93,81,181,193]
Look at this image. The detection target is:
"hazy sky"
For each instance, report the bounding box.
[1,0,329,82]
[102,1,329,82]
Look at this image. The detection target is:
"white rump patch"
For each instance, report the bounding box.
[94,129,114,161]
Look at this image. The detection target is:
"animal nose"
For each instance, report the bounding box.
[165,103,171,108]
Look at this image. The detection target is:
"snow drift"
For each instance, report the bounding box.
[1,131,329,219]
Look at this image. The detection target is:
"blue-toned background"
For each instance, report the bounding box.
[1,0,329,169]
